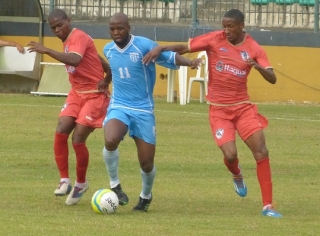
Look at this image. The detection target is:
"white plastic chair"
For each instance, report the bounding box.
[166,66,188,105]
[187,51,208,103]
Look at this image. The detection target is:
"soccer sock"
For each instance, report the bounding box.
[75,181,88,189]
[103,147,120,188]
[54,132,69,179]
[224,157,241,176]
[256,158,273,207]
[140,165,156,199]
[72,142,89,184]
[60,178,70,184]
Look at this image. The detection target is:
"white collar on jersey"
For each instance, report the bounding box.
[114,34,134,52]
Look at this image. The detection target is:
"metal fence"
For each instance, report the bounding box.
[39,0,319,29]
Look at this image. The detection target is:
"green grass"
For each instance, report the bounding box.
[0,94,319,236]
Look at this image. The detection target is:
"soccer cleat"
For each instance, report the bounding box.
[262,204,283,218]
[132,195,152,212]
[54,181,72,196]
[233,174,247,197]
[65,183,89,205]
[111,184,129,206]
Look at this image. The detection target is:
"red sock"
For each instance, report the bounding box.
[256,158,272,206]
[224,157,241,176]
[72,142,89,184]
[54,132,69,179]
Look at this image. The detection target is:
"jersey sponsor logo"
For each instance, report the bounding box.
[129,52,140,63]
[219,47,228,52]
[215,61,247,77]
[240,51,250,61]
[215,128,224,139]
[64,45,69,53]
[224,65,247,77]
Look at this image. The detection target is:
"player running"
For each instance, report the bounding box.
[143,9,282,218]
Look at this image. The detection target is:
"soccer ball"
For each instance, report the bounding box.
[91,189,119,214]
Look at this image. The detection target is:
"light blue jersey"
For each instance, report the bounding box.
[103,35,179,113]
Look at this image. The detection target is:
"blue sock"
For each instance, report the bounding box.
[103,147,120,188]
[140,165,156,199]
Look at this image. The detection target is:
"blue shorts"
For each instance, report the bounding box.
[103,107,156,145]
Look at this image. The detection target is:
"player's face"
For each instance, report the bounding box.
[49,17,72,42]
[222,17,244,45]
[109,21,130,48]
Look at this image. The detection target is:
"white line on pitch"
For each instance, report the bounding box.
[1,103,320,122]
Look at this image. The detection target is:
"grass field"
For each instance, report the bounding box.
[0,94,319,236]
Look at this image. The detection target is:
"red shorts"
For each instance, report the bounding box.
[59,89,110,128]
[209,103,268,147]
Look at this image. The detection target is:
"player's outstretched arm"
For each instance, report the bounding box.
[175,54,202,69]
[26,41,81,67]
[0,39,24,53]
[143,44,189,65]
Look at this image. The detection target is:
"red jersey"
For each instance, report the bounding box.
[63,28,104,91]
[189,31,271,104]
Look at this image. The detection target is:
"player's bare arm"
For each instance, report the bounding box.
[247,59,277,84]
[98,55,112,83]
[143,44,189,65]
[175,54,202,69]
[0,39,24,53]
[99,55,111,75]
[258,68,277,84]
[97,55,112,92]
[26,41,81,66]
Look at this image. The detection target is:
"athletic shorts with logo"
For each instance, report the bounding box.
[209,103,268,147]
[59,89,110,128]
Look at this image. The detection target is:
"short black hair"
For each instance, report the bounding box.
[223,9,244,23]
[48,9,68,21]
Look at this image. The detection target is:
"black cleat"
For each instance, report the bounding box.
[132,195,152,212]
[111,184,129,206]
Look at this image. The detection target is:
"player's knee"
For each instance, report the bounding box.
[223,150,238,163]
[104,138,120,151]
[254,146,269,160]
[140,161,154,173]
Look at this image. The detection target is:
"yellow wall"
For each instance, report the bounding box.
[3,35,320,103]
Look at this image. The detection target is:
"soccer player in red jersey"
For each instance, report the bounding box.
[27,9,111,205]
[143,9,282,218]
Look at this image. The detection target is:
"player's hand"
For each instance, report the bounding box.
[246,59,259,69]
[98,74,111,94]
[26,41,48,54]
[142,46,162,65]
[16,44,25,53]
[190,58,203,69]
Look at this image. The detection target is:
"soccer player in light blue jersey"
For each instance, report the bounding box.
[102,12,202,212]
